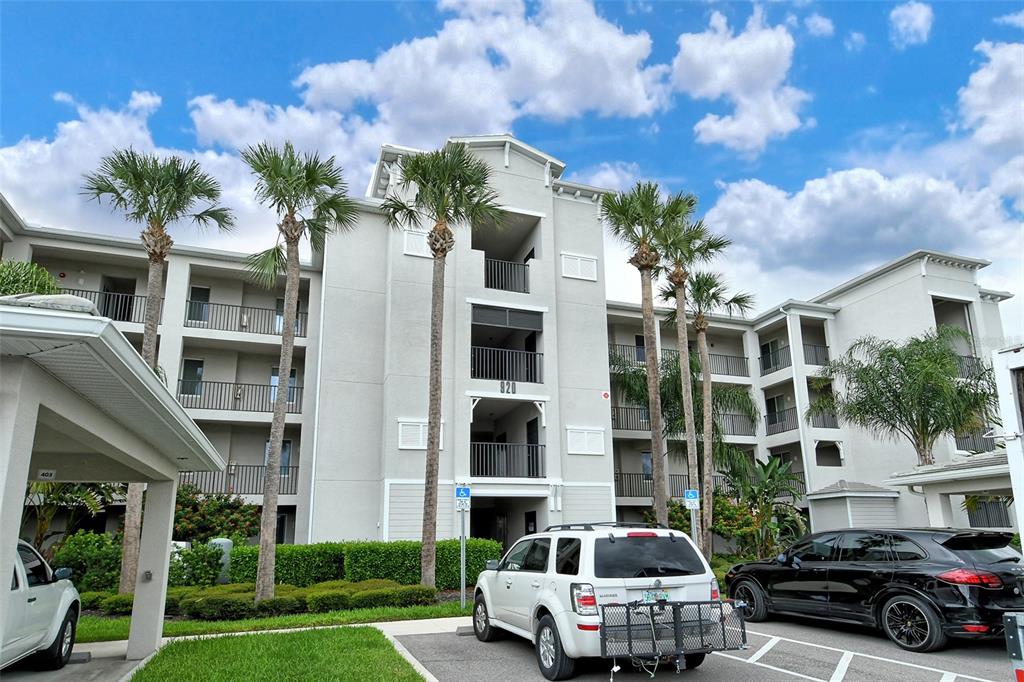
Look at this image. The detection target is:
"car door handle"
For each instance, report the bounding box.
[531,581,541,589]
[505,579,513,588]
[27,597,36,603]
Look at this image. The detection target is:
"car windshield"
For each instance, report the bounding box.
[594,536,705,578]
[941,534,1021,564]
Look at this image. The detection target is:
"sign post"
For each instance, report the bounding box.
[455,485,472,609]
[683,489,700,542]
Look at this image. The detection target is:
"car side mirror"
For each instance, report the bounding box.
[775,553,787,565]
[52,567,72,581]
[485,560,500,571]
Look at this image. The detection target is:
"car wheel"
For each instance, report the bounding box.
[881,595,947,653]
[683,653,706,669]
[34,607,77,670]
[731,581,769,622]
[535,615,576,681]
[473,594,500,642]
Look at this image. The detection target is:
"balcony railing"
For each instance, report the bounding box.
[184,300,308,338]
[759,346,792,375]
[611,406,651,431]
[484,259,529,294]
[471,347,543,383]
[956,355,984,378]
[765,407,799,435]
[955,429,996,453]
[470,443,545,478]
[810,411,840,429]
[179,464,300,495]
[62,288,158,324]
[177,380,304,413]
[609,343,646,369]
[614,471,806,499]
[803,344,830,366]
[718,413,756,436]
[662,349,749,377]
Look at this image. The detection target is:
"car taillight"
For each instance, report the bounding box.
[937,568,1002,589]
[571,583,598,616]
[626,532,658,537]
[962,624,990,633]
[711,579,720,601]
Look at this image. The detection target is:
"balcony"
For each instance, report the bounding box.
[179,464,300,495]
[62,288,157,324]
[177,380,304,413]
[956,355,984,378]
[803,344,830,366]
[955,428,996,453]
[471,347,543,383]
[810,411,840,429]
[470,443,545,478]
[765,407,799,435]
[759,346,792,375]
[484,259,529,294]
[609,343,645,369]
[614,471,806,499]
[662,349,749,377]
[184,300,308,338]
[610,406,650,431]
[718,413,756,436]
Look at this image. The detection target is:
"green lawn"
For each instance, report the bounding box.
[77,601,470,643]
[132,626,421,682]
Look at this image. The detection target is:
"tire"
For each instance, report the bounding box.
[34,607,77,670]
[880,595,947,653]
[535,615,576,681]
[731,580,769,622]
[683,653,706,670]
[473,594,500,642]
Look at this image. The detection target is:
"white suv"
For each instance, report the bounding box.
[473,523,744,680]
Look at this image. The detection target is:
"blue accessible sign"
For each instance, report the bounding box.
[683,489,700,510]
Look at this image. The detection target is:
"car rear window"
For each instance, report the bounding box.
[941,534,1021,564]
[594,536,705,578]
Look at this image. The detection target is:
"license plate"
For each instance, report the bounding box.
[643,590,669,603]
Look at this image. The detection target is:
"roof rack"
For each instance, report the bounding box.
[542,523,595,532]
[541,522,670,532]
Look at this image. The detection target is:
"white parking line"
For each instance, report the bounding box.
[828,651,854,682]
[712,651,827,682]
[747,635,782,663]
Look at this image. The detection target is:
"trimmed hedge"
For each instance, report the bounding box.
[229,543,345,586]
[344,539,502,589]
[255,595,306,617]
[100,593,135,616]
[181,593,257,621]
[306,590,351,613]
[52,531,121,591]
[349,585,435,609]
[79,591,112,610]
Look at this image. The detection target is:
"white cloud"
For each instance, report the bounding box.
[957,41,1024,150]
[844,31,866,52]
[670,7,810,154]
[804,13,834,37]
[991,155,1024,213]
[889,1,933,49]
[567,160,640,192]
[995,10,1024,29]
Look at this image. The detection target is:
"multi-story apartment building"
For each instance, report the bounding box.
[1,134,1014,548]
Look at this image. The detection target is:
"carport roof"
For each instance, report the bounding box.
[0,295,223,472]
[883,451,1009,487]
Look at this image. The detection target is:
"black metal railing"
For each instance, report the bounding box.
[811,411,840,429]
[183,300,308,338]
[662,349,749,377]
[718,413,756,436]
[955,429,996,453]
[61,288,158,324]
[967,500,1011,528]
[470,443,545,478]
[765,407,799,435]
[609,343,646,368]
[614,471,806,499]
[956,355,984,378]
[484,259,529,294]
[803,344,829,366]
[179,464,300,495]
[760,345,792,375]
[610,406,651,431]
[176,380,304,413]
[471,346,543,383]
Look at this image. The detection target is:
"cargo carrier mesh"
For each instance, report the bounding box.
[599,600,747,659]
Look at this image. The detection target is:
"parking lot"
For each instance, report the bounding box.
[397,616,1008,681]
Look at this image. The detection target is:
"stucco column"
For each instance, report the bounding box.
[126,478,178,660]
[742,330,769,462]
[924,489,954,527]
[156,256,190,389]
[0,359,40,652]
[786,313,815,494]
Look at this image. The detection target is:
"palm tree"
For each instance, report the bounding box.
[603,182,692,526]
[655,214,731,550]
[380,143,502,588]
[679,271,753,556]
[24,482,124,561]
[734,458,806,558]
[83,149,233,594]
[241,142,358,601]
[806,326,997,466]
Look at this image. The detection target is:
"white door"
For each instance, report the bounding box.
[3,560,31,666]
[17,544,60,650]
[491,539,533,628]
[505,538,551,632]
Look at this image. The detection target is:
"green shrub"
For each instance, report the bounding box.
[180,593,256,621]
[349,585,437,609]
[201,582,256,595]
[306,590,351,613]
[255,595,306,616]
[168,543,223,587]
[0,260,60,296]
[174,484,261,545]
[164,586,200,615]
[100,593,135,616]
[52,531,121,591]
[345,538,502,589]
[229,543,345,586]
[305,579,351,593]
[345,579,401,593]
[78,590,113,610]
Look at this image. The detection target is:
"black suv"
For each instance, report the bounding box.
[724,528,1022,652]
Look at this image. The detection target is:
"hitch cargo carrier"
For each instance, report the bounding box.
[599,600,747,660]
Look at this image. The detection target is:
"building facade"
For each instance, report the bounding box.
[1,135,1015,547]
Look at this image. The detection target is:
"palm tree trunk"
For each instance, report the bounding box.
[421,227,450,588]
[255,237,301,602]
[697,326,714,558]
[118,256,164,594]
[674,283,700,548]
[639,268,668,526]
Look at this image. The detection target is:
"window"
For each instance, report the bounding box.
[403,229,431,258]
[634,335,645,363]
[789,533,839,563]
[275,297,301,334]
[179,359,204,396]
[522,538,551,572]
[276,513,288,544]
[398,421,443,450]
[567,428,605,455]
[500,539,533,571]
[265,439,292,469]
[594,536,704,578]
[889,536,927,561]
[472,305,543,331]
[555,538,582,575]
[836,533,891,562]
[560,253,598,281]
[18,545,50,587]
[186,286,210,322]
[270,367,298,403]
[641,451,653,479]
[967,499,1012,528]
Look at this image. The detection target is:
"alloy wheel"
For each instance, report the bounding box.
[885,601,929,647]
[60,620,73,658]
[734,584,754,616]
[538,626,556,669]
[475,603,487,633]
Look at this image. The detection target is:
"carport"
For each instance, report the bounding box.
[0,295,224,661]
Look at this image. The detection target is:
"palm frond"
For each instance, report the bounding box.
[246,244,286,289]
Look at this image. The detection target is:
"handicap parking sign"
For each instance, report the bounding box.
[683,489,700,510]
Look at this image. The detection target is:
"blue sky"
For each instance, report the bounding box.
[2,1,1022,336]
